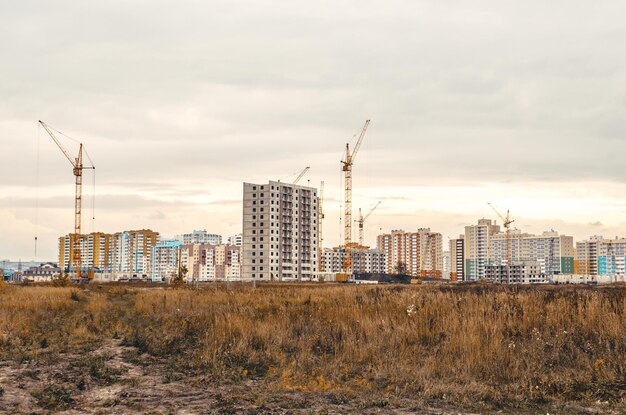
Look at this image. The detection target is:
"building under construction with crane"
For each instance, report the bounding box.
[329,119,391,279]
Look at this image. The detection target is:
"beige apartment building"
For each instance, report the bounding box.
[181,243,241,282]
[377,228,443,278]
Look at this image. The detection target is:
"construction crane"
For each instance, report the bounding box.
[318,181,324,272]
[488,203,514,284]
[355,201,381,246]
[341,119,370,245]
[39,121,95,280]
[292,166,310,185]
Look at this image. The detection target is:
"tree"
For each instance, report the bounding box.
[395,261,408,276]
[52,272,71,287]
[172,265,188,288]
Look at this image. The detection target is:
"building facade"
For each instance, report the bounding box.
[181,243,241,282]
[489,230,575,276]
[464,219,500,281]
[176,230,222,245]
[151,240,183,282]
[59,229,159,278]
[22,263,61,282]
[321,247,387,274]
[485,261,547,284]
[58,232,112,273]
[242,181,319,281]
[227,233,243,247]
[108,229,159,277]
[576,236,626,277]
[377,228,443,278]
[449,235,465,281]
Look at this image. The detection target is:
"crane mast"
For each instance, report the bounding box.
[356,201,381,246]
[488,203,514,284]
[341,120,370,246]
[39,121,94,280]
[318,181,324,272]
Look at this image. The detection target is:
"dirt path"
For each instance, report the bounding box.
[0,339,619,414]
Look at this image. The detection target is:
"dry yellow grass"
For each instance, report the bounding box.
[1,283,624,410]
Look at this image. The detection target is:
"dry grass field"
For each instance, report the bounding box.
[0,282,624,414]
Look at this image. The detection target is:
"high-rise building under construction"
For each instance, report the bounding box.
[242,180,319,281]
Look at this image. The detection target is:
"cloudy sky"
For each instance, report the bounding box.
[2,1,626,261]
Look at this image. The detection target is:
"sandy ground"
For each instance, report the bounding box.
[0,339,620,415]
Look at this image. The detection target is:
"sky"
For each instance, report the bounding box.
[1,1,626,261]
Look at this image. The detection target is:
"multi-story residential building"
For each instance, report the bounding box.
[59,229,159,278]
[377,228,443,277]
[58,232,112,273]
[151,240,183,282]
[242,181,319,281]
[449,235,465,281]
[464,219,500,281]
[227,233,243,247]
[576,236,626,277]
[485,261,547,284]
[180,243,241,282]
[489,230,575,276]
[442,251,450,279]
[108,229,159,278]
[321,247,387,274]
[176,230,222,245]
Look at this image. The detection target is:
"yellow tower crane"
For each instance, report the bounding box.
[341,119,370,245]
[39,121,95,280]
[355,201,381,247]
[488,203,514,284]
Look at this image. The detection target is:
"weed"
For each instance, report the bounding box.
[31,384,74,410]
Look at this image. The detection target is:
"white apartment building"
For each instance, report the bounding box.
[242,181,319,281]
[321,247,387,274]
[227,234,243,247]
[377,228,443,277]
[464,219,500,281]
[108,229,159,278]
[442,251,450,279]
[176,230,222,245]
[151,240,183,282]
[489,230,575,276]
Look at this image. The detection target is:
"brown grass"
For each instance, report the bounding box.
[1,283,624,411]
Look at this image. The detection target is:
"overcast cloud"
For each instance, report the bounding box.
[1,1,626,260]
